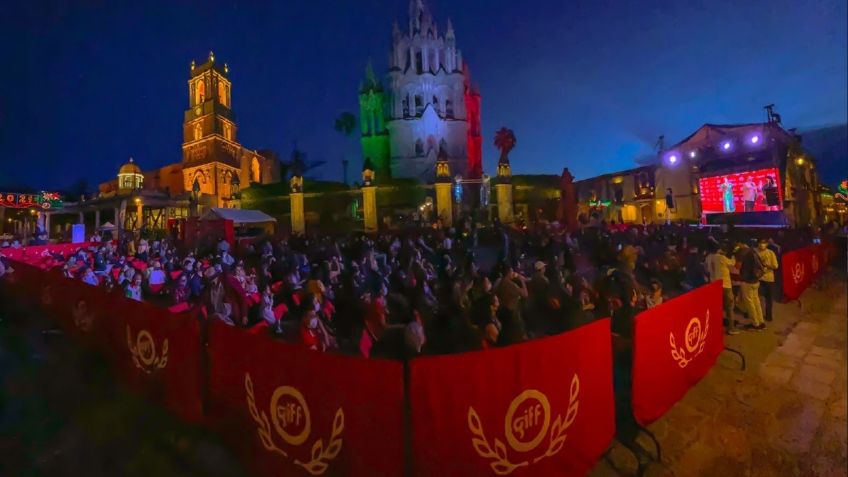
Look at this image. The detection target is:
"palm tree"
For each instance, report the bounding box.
[493,127,516,163]
[280,145,326,180]
[334,112,357,135]
[334,112,357,184]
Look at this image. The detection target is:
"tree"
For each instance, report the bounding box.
[493,127,517,162]
[280,146,326,180]
[334,112,357,136]
[334,112,357,184]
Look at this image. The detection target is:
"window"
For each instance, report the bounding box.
[415,95,423,115]
[415,51,423,74]
[194,123,203,141]
[195,80,205,105]
[415,139,424,156]
[402,96,410,117]
[432,96,440,114]
[439,138,448,153]
[218,81,227,107]
[445,99,454,118]
[251,157,261,183]
[223,123,233,141]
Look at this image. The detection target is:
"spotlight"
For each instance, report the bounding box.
[750,135,760,144]
[722,141,731,151]
[669,154,678,164]
[689,151,696,158]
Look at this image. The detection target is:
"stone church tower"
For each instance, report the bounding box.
[365,0,482,182]
[181,52,279,208]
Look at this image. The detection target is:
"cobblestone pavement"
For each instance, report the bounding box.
[592,272,848,477]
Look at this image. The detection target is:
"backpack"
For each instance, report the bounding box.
[750,249,765,280]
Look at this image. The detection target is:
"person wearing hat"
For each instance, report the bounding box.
[527,261,551,331]
[756,238,779,322]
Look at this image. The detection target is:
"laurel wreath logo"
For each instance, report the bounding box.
[126,325,168,373]
[467,374,580,475]
[245,373,344,476]
[669,311,709,368]
[792,263,805,284]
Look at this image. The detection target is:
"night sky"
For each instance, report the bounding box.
[1,0,846,190]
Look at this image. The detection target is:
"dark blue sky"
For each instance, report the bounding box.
[1,0,845,190]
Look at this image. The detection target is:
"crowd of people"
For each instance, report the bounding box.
[0,216,840,360]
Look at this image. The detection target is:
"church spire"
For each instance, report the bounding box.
[409,0,432,35]
[446,18,455,45]
[392,19,401,40]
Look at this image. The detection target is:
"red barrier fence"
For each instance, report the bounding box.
[4,259,206,423]
[5,255,772,475]
[206,320,405,477]
[631,281,724,426]
[107,298,205,423]
[1,242,93,269]
[408,318,615,477]
[782,243,834,301]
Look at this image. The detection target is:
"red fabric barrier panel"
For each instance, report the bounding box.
[46,275,117,353]
[408,318,615,477]
[206,320,405,477]
[105,297,205,423]
[632,281,724,426]
[782,248,813,301]
[1,243,93,269]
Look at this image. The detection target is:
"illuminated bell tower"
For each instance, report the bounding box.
[181,51,241,208]
[359,63,391,180]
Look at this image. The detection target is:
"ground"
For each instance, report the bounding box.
[1,273,845,476]
[593,272,848,477]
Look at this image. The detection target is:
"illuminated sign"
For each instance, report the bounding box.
[836,179,848,203]
[589,199,611,207]
[0,191,63,210]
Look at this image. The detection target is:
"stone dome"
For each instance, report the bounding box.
[119,157,142,175]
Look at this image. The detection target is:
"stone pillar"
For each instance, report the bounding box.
[78,211,84,224]
[289,175,305,236]
[435,182,453,226]
[44,213,51,238]
[362,185,377,233]
[95,210,101,229]
[136,201,143,230]
[496,183,514,224]
[290,193,305,236]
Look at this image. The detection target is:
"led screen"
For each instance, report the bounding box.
[698,168,783,214]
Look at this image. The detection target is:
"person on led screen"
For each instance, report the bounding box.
[763,176,780,211]
[720,177,735,212]
[742,176,758,212]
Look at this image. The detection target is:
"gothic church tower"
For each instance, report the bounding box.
[370,0,482,182]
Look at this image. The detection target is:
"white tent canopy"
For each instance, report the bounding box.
[98,221,117,230]
[199,208,277,225]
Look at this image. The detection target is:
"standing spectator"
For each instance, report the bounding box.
[736,240,765,330]
[756,238,779,322]
[705,241,739,335]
